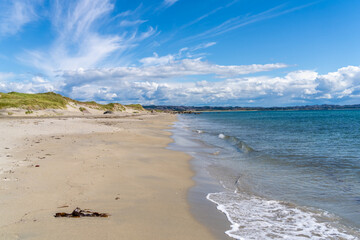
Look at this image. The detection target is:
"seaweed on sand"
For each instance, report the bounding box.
[54,207,109,218]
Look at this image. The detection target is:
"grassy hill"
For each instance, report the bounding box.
[0,92,136,112]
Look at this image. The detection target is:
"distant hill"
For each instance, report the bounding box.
[144,104,360,112]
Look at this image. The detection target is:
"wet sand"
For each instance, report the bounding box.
[0,114,215,239]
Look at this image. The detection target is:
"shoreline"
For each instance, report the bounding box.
[0,114,215,239]
[169,117,232,240]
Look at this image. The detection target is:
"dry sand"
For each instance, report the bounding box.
[0,114,215,239]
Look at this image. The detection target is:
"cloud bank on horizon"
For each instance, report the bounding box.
[0,0,360,106]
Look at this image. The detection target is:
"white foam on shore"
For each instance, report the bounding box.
[218,133,226,139]
[207,191,358,240]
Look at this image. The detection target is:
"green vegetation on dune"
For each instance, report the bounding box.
[0,92,141,112]
[73,101,126,111]
[104,103,126,111]
[125,104,145,111]
[0,92,68,110]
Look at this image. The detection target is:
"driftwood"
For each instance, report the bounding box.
[54,207,109,218]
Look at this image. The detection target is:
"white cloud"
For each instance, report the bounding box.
[316,66,360,94]
[56,65,360,106]
[59,58,288,91]
[32,76,47,83]
[0,73,58,94]
[2,65,360,106]
[139,53,175,66]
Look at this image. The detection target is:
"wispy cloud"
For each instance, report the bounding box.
[180,0,238,30]
[157,1,237,46]
[51,0,114,41]
[0,0,41,37]
[19,0,156,75]
[113,3,143,18]
[119,19,148,27]
[186,2,317,41]
[154,0,179,12]
[192,42,216,51]
[163,0,179,8]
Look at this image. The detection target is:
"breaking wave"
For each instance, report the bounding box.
[218,133,254,153]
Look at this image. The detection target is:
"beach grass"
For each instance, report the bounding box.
[125,104,145,111]
[0,92,138,112]
[0,92,68,110]
[66,100,126,111]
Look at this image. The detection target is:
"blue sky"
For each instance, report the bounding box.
[0,0,360,106]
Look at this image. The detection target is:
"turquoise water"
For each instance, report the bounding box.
[175,110,360,239]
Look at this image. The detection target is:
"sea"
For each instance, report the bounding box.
[170,110,360,240]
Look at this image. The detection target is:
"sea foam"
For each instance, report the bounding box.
[218,133,226,139]
[207,191,358,240]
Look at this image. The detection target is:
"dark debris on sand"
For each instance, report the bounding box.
[54,207,109,218]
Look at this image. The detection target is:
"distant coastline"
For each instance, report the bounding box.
[144,104,360,113]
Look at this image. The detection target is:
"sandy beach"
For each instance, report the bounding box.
[0,113,215,239]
